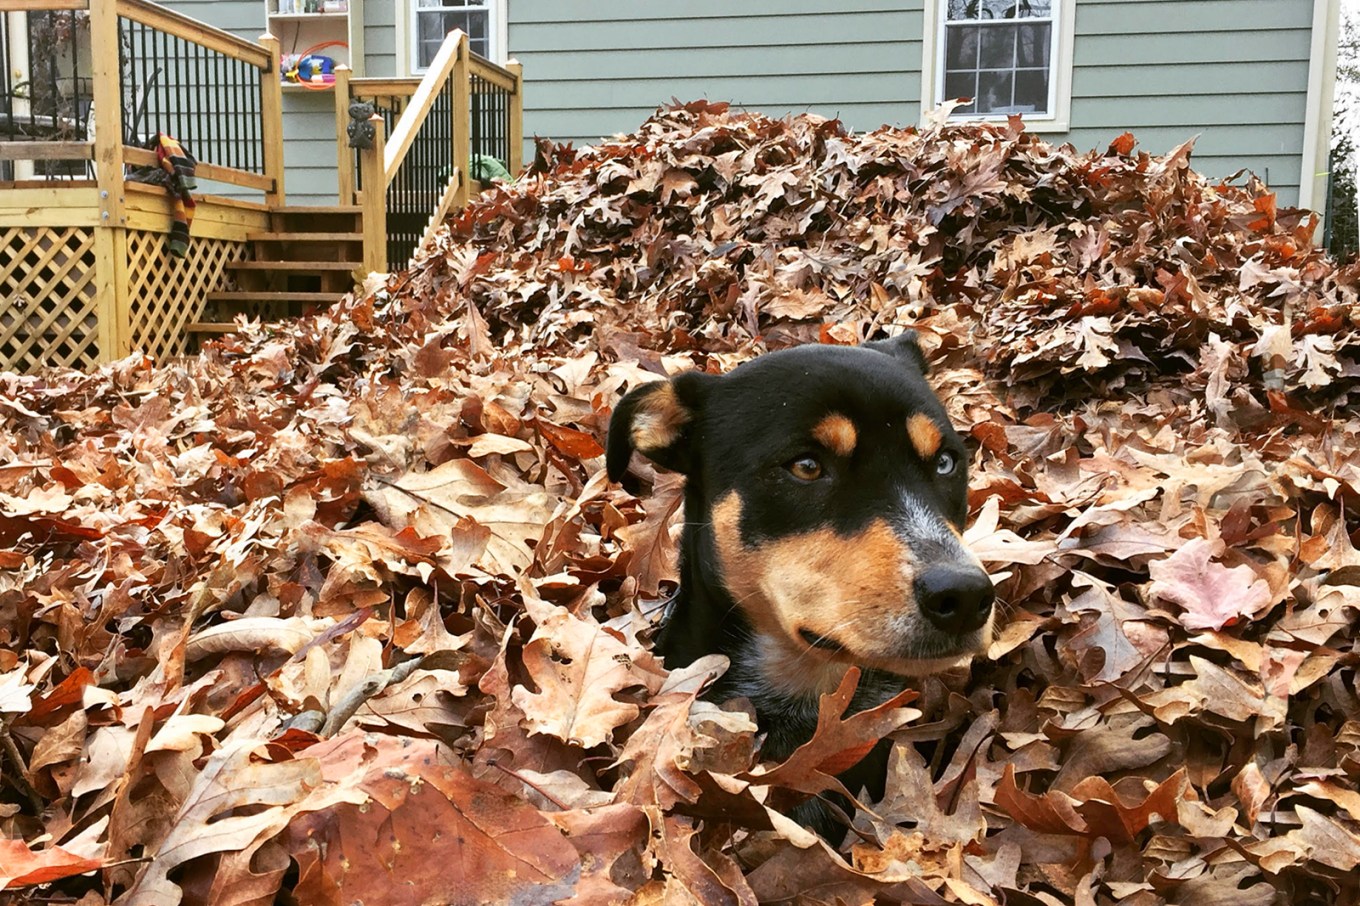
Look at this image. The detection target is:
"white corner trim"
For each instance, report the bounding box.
[920,0,1075,135]
[920,0,942,117]
[395,1,410,75]
[1299,0,1339,228]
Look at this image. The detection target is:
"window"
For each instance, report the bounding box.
[411,0,498,70]
[922,0,1074,131]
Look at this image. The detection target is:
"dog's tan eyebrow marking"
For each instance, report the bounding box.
[630,383,689,454]
[812,413,857,458]
[907,413,943,461]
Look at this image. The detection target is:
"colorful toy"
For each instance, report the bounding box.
[282,41,348,89]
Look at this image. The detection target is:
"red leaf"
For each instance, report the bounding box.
[536,419,605,460]
[1107,132,1136,156]
[0,840,101,890]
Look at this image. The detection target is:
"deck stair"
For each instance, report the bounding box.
[188,205,364,337]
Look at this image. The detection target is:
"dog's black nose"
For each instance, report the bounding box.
[916,564,994,633]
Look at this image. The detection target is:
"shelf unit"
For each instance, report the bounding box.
[265,0,365,89]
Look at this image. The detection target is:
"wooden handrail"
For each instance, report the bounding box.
[466,57,517,92]
[0,141,93,161]
[383,31,467,186]
[122,146,275,192]
[1,1,90,9]
[349,77,421,98]
[115,0,272,69]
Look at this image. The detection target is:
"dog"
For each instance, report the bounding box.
[606,332,995,836]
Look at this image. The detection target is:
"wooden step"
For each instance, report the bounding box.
[186,322,238,334]
[226,260,358,272]
[246,231,363,243]
[274,205,361,214]
[207,291,345,303]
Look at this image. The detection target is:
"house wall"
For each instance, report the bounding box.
[509,0,1316,205]
[159,0,1319,207]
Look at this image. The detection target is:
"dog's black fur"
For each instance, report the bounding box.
[606,333,994,837]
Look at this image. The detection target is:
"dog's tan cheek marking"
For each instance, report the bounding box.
[630,383,689,454]
[907,413,943,461]
[711,491,915,650]
[812,413,857,458]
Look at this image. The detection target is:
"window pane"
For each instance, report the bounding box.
[1016,22,1050,66]
[417,14,444,67]
[979,25,1016,70]
[975,70,1014,113]
[945,25,979,69]
[417,9,490,66]
[944,71,978,113]
[947,0,1019,20]
[1015,0,1051,17]
[1014,69,1048,113]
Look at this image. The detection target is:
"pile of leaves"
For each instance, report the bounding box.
[2,100,1360,905]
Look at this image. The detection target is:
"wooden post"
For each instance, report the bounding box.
[90,0,124,228]
[451,32,471,208]
[505,58,523,177]
[89,0,129,360]
[334,65,355,205]
[360,114,387,275]
[259,33,286,208]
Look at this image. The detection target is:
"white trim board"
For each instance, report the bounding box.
[1299,0,1339,234]
[920,0,1076,134]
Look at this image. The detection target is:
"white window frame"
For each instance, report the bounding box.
[396,0,508,74]
[920,0,1076,133]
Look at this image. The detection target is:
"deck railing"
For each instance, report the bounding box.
[0,0,283,202]
[115,2,283,202]
[342,30,522,271]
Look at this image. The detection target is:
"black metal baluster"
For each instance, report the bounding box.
[252,63,261,171]
[212,43,223,169]
[193,42,204,169]
[230,57,241,170]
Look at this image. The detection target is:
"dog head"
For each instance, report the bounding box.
[607,333,994,674]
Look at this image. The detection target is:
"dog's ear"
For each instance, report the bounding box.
[863,329,928,375]
[607,372,711,487]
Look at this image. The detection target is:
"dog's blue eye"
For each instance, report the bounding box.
[935,451,958,475]
[787,456,823,481]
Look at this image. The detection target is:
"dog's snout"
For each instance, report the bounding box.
[915,563,994,634]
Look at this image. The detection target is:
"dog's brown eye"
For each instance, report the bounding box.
[935,451,958,475]
[788,456,823,481]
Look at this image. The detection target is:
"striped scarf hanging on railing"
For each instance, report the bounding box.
[155,133,198,257]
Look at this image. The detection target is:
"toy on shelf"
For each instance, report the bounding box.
[281,41,348,89]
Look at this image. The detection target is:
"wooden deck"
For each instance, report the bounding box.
[0,2,521,373]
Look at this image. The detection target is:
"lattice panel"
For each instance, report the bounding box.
[126,231,249,361]
[0,227,100,374]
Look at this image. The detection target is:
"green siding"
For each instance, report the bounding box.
[509,0,926,153]
[1062,0,1311,201]
[364,0,397,79]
